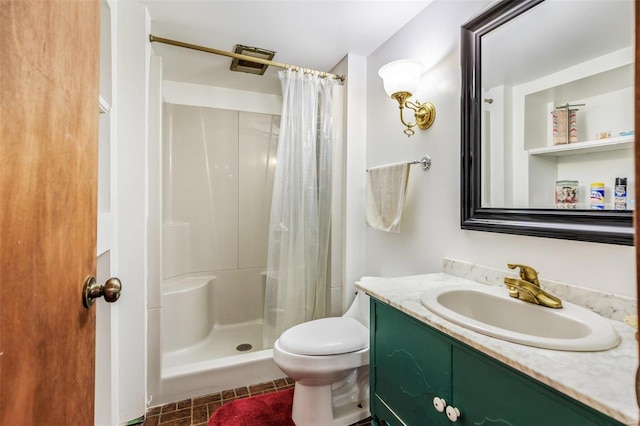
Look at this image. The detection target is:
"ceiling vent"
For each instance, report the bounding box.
[230,44,276,75]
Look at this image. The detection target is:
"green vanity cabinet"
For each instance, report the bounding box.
[372,299,452,425]
[370,298,624,426]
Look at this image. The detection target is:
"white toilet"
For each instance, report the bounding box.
[273,291,370,426]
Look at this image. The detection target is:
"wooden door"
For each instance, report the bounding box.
[0,1,100,425]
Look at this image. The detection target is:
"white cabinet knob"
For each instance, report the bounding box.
[446,405,461,422]
[432,396,446,412]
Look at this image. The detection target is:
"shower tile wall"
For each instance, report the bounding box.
[163,104,279,277]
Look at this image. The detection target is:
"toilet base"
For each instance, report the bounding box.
[291,367,370,426]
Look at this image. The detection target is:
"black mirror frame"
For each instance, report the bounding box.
[460,0,634,246]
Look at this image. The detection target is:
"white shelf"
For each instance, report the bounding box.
[528,135,633,157]
[99,95,111,114]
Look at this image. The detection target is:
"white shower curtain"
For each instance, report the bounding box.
[263,69,340,347]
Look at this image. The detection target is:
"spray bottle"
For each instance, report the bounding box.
[614,177,627,210]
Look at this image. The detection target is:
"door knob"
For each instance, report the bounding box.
[446,405,461,422]
[83,276,122,308]
[432,396,447,412]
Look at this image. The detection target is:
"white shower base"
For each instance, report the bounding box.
[163,319,265,369]
[156,272,285,405]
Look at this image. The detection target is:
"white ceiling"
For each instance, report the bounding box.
[140,0,433,94]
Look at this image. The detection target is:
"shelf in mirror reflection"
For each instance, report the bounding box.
[481,203,635,211]
[528,135,633,156]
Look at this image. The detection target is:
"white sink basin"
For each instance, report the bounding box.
[420,284,619,351]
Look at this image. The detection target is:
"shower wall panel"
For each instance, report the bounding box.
[209,267,266,326]
[165,105,239,272]
[163,104,278,276]
[238,112,279,269]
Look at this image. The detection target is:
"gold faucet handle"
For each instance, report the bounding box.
[507,263,540,286]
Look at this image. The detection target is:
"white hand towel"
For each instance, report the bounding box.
[365,162,410,233]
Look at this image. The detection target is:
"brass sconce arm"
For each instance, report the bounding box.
[391,91,436,137]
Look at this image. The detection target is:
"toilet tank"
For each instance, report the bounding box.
[344,289,370,329]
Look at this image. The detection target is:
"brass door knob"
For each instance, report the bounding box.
[83,276,122,308]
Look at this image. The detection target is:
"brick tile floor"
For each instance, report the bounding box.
[143,378,372,426]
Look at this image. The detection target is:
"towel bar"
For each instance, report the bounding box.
[410,156,431,170]
[367,155,431,172]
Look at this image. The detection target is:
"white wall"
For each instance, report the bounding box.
[116,2,150,422]
[364,0,636,298]
[341,54,368,312]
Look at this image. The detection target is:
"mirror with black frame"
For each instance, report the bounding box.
[461,0,634,245]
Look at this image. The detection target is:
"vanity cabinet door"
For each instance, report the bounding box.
[452,345,624,426]
[372,300,452,426]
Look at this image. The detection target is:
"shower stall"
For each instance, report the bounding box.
[154,93,286,403]
[146,70,347,405]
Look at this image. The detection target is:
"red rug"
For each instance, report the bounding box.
[207,388,296,426]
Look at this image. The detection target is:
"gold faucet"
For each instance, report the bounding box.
[504,264,563,309]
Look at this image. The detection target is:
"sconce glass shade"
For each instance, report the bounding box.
[377,59,435,137]
[378,59,424,97]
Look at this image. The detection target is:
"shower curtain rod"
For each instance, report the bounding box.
[149,34,346,81]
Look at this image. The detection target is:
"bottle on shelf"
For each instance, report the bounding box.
[590,182,605,210]
[614,177,627,210]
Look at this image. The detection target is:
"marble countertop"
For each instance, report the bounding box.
[356,273,639,425]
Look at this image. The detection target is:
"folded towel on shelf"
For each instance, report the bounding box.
[365,162,410,233]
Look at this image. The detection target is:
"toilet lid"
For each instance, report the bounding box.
[278,317,368,356]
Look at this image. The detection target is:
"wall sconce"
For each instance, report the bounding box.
[378,59,436,137]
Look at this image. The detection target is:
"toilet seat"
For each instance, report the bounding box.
[278,317,368,356]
